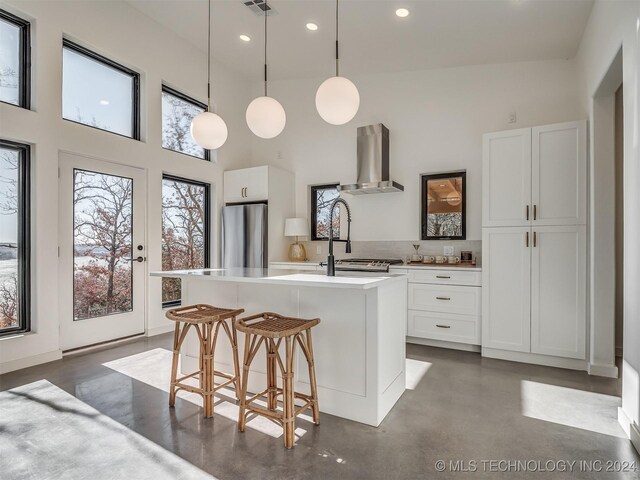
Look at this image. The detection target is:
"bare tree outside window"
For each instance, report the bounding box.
[0,148,19,330]
[73,170,133,320]
[311,185,340,240]
[161,177,209,305]
[162,88,207,159]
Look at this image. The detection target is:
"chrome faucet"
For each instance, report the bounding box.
[327,197,352,276]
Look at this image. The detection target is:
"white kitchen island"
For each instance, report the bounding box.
[150,268,407,426]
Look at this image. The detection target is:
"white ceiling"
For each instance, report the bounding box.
[127,0,594,81]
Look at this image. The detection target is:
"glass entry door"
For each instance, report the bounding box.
[59,152,146,350]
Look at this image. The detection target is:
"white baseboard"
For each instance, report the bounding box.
[482,347,587,372]
[588,362,619,378]
[146,324,174,337]
[407,336,481,353]
[618,407,632,438]
[0,349,62,375]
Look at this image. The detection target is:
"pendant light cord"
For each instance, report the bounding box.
[207,0,212,111]
[264,1,268,96]
[335,0,339,77]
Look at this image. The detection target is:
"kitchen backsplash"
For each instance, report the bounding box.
[300,240,482,265]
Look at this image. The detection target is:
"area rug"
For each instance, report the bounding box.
[0,379,215,480]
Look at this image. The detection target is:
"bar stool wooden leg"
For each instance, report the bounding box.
[238,332,252,432]
[203,323,214,418]
[283,336,296,449]
[169,321,181,408]
[304,329,320,425]
[266,338,278,411]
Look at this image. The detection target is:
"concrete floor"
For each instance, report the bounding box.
[1,335,638,479]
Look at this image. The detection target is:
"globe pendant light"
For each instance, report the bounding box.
[315,0,360,125]
[191,0,228,150]
[246,0,286,139]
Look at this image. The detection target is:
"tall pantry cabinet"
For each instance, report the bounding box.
[482,121,587,365]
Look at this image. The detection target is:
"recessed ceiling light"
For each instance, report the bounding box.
[99,100,109,105]
[239,34,251,42]
[306,23,318,31]
[395,8,410,18]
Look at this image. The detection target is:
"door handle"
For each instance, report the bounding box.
[526,231,529,247]
[533,205,537,220]
[435,296,451,301]
[126,256,146,263]
[435,275,451,279]
[533,231,537,247]
[436,324,451,329]
[526,205,529,221]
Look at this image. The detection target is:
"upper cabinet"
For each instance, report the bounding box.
[224,166,269,204]
[483,120,586,228]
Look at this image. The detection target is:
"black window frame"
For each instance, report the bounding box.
[0,9,31,109]
[62,38,140,140]
[161,174,211,308]
[421,171,466,240]
[0,139,30,337]
[161,85,210,161]
[310,183,340,241]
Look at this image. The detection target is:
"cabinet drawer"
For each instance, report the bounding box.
[408,269,481,286]
[409,284,481,316]
[408,311,480,345]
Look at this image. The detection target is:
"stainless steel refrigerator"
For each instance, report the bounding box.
[222,203,268,268]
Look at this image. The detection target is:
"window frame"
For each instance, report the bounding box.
[310,183,340,241]
[0,139,30,337]
[161,85,210,161]
[0,9,31,109]
[161,174,211,308]
[62,38,140,140]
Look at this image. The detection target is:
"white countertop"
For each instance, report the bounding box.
[150,268,406,290]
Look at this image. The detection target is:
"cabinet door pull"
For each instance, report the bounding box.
[526,205,529,221]
[435,275,451,279]
[533,204,537,220]
[533,231,537,247]
[526,231,529,247]
[436,324,451,329]
[435,296,451,301]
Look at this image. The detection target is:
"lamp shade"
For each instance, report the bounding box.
[191,111,228,149]
[315,76,360,125]
[246,96,286,139]
[284,218,309,237]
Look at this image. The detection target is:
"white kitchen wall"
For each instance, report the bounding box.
[0,0,254,372]
[577,0,640,445]
[248,59,586,245]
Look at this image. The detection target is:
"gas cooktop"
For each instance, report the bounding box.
[324,258,404,273]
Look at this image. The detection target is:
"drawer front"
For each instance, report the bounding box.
[269,263,319,271]
[408,311,480,344]
[409,284,481,316]
[408,269,481,286]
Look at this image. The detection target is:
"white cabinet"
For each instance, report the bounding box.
[482,128,532,227]
[482,227,531,353]
[531,123,587,226]
[482,120,587,366]
[403,267,482,347]
[483,121,586,228]
[531,226,586,359]
[224,166,269,203]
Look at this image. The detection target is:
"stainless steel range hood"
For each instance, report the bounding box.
[338,124,404,195]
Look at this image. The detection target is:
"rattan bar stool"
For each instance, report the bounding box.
[236,312,320,448]
[166,304,244,418]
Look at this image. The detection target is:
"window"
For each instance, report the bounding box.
[162,86,209,160]
[0,140,30,336]
[310,184,340,240]
[73,169,133,320]
[62,39,140,139]
[421,171,466,240]
[161,175,210,306]
[0,9,30,108]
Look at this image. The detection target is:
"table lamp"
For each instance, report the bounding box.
[284,218,309,261]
